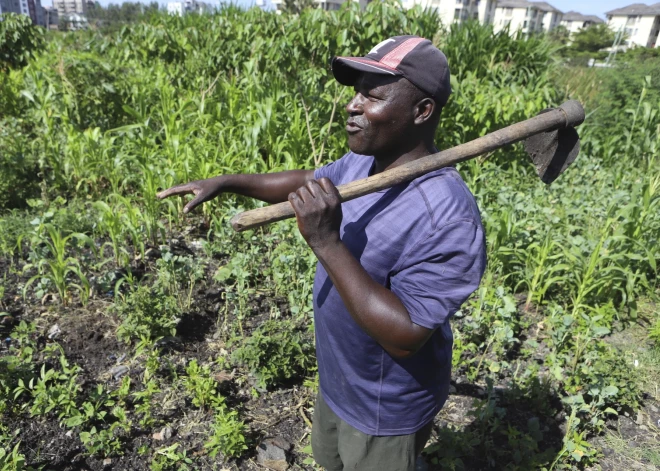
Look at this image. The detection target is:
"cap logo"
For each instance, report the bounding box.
[369,38,396,55]
[380,37,426,70]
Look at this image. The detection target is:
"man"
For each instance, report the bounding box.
[158,36,486,471]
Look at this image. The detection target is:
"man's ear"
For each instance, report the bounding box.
[413,97,436,125]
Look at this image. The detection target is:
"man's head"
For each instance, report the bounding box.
[332,36,451,157]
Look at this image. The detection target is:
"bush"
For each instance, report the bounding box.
[0,121,40,210]
[231,319,314,389]
[0,13,44,70]
[115,285,181,343]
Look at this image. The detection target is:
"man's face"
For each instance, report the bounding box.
[345,74,418,157]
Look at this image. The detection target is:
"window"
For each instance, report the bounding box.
[454,8,460,18]
[523,20,527,28]
[456,0,461,4]
[504,7,512,16]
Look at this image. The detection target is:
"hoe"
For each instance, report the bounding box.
[230,100,584,232]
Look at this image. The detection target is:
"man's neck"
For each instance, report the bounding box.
[371,139,438,175]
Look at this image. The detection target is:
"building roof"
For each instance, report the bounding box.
[496,0,561,10]
[562,10,605,22]
[496,0,531,8]
[605,3,660,16]
[531,1,562,13]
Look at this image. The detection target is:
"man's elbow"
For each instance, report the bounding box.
[386,343,423,360]
[385,325,433,359]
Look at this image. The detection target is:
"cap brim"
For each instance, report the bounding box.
[331,57,402,86]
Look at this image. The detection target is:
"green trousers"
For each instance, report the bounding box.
[311,392,433,471]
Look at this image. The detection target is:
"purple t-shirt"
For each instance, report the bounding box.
[313,151,486,436]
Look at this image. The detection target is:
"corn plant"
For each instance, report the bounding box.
[500,232,569,311]
[22,224,94,305]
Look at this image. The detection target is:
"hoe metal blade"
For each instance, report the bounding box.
[524,123,580,185]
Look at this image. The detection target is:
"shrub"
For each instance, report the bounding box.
[0,121,40,210]
[231,319,314,389]
[115,285,181,343]
[0,13,44,70]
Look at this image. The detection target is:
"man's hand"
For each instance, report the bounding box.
[288,178,342,251]
[157,176,225,213]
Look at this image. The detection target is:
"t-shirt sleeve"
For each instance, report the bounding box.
[390,220,486,330]
[313,152,352,186]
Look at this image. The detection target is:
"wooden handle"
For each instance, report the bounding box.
[230,100,583,232]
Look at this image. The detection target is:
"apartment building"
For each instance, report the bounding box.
[535,1,562,31]
[400,0,500,27]
[492,0,561,35]
[53,0,87,16]
[269,0,362,12]
[0,0,44,25]
[560,11,604,34]
[44,5,58,28]
[606,3,660,48]
[167,0,214,14]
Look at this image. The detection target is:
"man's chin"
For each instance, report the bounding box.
[347,140,371,156]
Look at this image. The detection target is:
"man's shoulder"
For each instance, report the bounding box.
[410,167,482,230]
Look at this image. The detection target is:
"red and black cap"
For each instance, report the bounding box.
[331,35,452,107]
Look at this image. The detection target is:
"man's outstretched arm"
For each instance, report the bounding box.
[157,170,315,212]
[288,178,433,359]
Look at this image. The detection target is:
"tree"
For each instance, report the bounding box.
[570,24,615,53]
[282,0,317,14]
[0,13,44,70]
[548,25,569,46]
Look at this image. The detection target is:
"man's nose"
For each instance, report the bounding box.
[345,94,362,115]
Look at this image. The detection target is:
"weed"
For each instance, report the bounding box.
[231,319,315,390]
[115,284,181,343]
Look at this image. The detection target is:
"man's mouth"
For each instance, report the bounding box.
[346,120,362,133]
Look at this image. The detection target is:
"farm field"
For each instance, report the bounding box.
[1,4,660,470]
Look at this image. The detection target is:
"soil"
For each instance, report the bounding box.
[2,234,658,470]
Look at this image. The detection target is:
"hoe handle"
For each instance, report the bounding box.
[230,100,584,232]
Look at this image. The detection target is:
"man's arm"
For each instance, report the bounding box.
[288,178,433,359]
[157,170,315,213]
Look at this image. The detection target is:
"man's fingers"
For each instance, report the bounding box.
[288,192,303,214]
[304,180,320,198]
[157,184,194,199]
[183,193,206,214]
[318,178,341,200]
[295,185,313,204]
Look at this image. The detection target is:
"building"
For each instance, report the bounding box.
[0,0,21,16]
[478,0,498,24]
[400,0,560,30]
[53,0,87,17]
[0,0,45,25]
[270,0,360,13]
[167,0,212,15]
[560,11,604,34]
[606,3,660,48]
[534,1,562,31]
[44,5,58,28]
[492,0,562,35]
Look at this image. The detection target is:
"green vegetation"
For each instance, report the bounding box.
[0,3,658,470]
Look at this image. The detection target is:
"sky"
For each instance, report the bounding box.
[43,0,631,20]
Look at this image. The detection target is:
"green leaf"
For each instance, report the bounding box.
[601,385,619,397]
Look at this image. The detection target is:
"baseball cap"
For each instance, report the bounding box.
[331,35,452,107]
